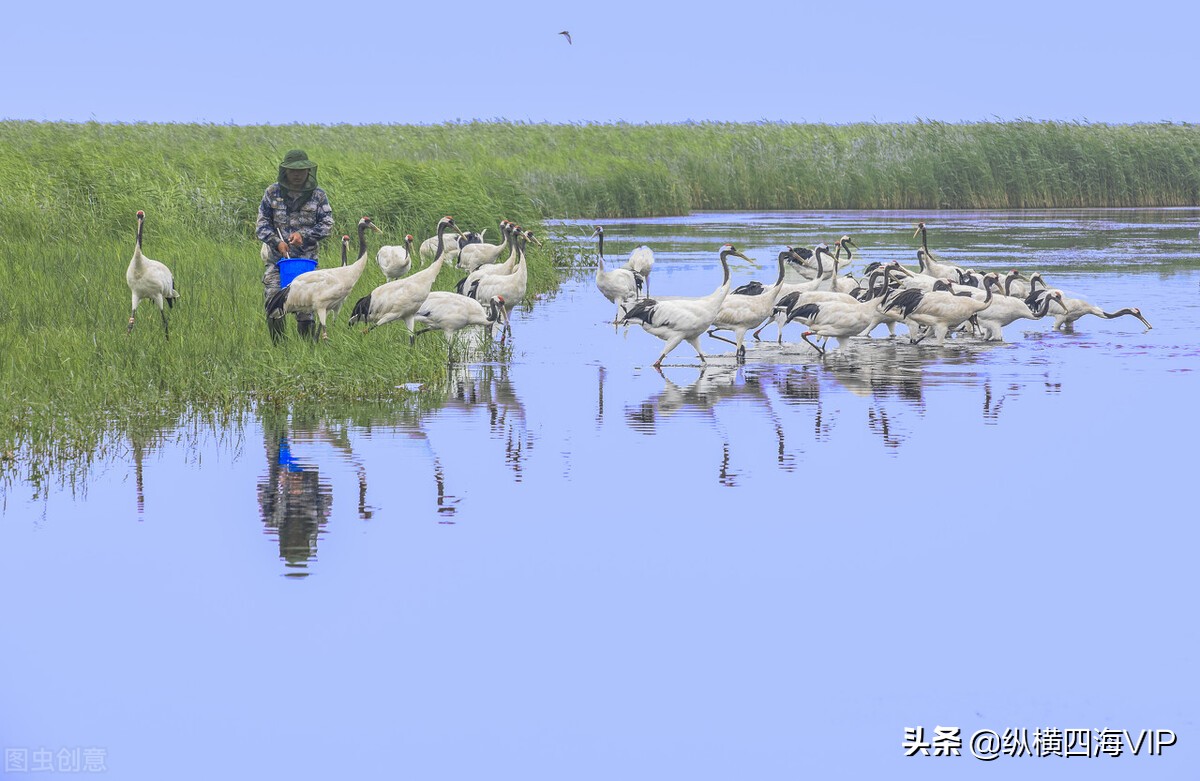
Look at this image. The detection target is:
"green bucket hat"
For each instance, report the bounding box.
[280,149,317,170]
[278,150,318,196]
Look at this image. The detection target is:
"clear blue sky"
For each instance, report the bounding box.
[6,0,1199,125]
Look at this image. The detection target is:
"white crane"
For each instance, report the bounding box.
[266,217,381,340]
[913,222,965,280]
[413,292,507,362]
[787,298,885,355]
[419,228,482,266]
[623,244,655,297]
[1003,270,1039,298]
[1045,293,1152,332]
[348,216,463,343]
[468,228,533,342]
[456,222,517,294]
[457,220,513,271]
[770,266,905,343]
[620,244,754,368]
[881,272,1000,345]
[590,226,640,323]
[1020,276,1151,331]
[832,234,859,270]
[376,233,415,281]
[126,210,180,339]
[750,245,842,341]
[974,276,1062,341]
[707,247,788,361]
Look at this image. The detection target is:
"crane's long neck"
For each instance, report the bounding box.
[706,249,734,306]
[341,238,349,267]
[771,251,786,291]
[433,223,448,266]
[971,281,994,311]
[1103,308,1146,324]
[502,229,517,266]
[516,238,529,278]
[132,217,145,268]
[357,222,371,262]
[919,226,929,254]
[596,232,605,271]
[864,269,887,301]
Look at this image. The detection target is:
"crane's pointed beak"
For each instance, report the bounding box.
[733,251,760,268]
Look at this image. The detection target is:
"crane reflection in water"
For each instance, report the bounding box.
[619,337,1064,471]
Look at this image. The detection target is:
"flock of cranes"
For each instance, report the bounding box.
[125,211,534,360]
[596,221,1153,366]
[124,211,1152,366]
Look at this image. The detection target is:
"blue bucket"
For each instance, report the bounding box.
[277,258,318,288]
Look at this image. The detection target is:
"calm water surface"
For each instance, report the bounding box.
[2,211,1197,780]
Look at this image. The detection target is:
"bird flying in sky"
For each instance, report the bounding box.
[558,30,572,45]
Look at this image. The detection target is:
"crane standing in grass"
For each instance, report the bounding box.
[413,293,507,363]
[349,216,463,342]
[266,217,381,341]
[126,210,179,340]
[376,233,416,281]
[468,228,535,343]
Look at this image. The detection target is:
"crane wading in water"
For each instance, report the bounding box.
[621,244,755,368]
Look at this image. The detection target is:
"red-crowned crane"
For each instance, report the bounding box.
[413,293,507,362]
[266,216,381,340]
[1046,294,1153,332]
[126,210,180,339]
[707,247,786,361]
[620,244,754,367]
[913,222,965,280]
[348,216,462,343]
[590,226,640,323]
[467,228,534,342]
[456,221,517,294]
[881,272,1000,345]
[623,244,655,297]
[975,276,1062,340]
[457,221,513,271]
[376,233,415,281]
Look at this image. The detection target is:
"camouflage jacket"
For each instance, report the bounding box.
[256,183,334,260]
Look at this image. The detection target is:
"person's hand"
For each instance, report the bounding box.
[276,241,290,255]
[288,232,304,248]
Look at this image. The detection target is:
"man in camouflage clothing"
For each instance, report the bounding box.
[256,150,335,341]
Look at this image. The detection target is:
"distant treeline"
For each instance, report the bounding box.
[2,120,1197,235]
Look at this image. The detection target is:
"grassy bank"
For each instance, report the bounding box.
[0,122,562,480]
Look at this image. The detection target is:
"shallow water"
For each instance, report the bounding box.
[2,211,1198,779]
